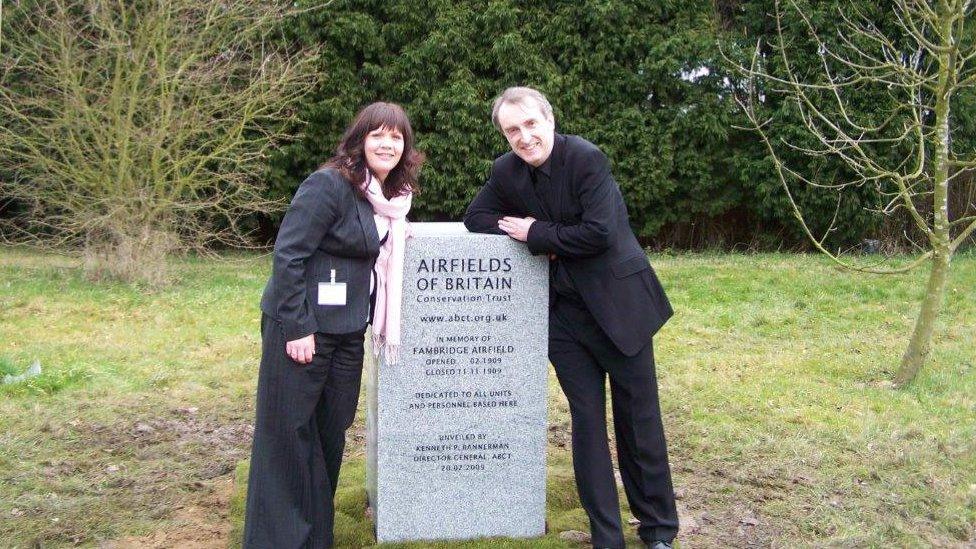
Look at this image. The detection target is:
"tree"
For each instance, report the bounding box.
[271,0,866,249]
[731,0,976,385]
[0,0,320,284]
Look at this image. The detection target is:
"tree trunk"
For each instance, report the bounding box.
[894,252,951,386]
[895,9,956,387]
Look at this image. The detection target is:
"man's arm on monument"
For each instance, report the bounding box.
[525,148,613,258]
[464,173,509,235]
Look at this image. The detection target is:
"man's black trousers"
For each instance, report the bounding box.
[549,298,679,548]
[243,314,365,549]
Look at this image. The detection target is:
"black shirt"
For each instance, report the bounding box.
[529,156,583,305]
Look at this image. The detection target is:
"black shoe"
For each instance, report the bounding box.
[647,541,673,549]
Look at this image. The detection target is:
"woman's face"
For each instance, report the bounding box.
[364,125,404,183]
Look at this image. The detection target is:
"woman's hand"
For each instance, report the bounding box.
[285,334,315,364]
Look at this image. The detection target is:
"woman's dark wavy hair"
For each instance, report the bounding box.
[321,102,424,199]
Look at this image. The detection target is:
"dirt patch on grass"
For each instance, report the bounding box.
[86,404,373,547]
[99,416,791,549]
[23,405,255,546]
[101,475,234,549]
[71,407,253,475]
[88,408,794,548]
[666,461,793,548]
[547,409,791,548]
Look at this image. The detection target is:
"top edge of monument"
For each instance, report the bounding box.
[409,222,493,237]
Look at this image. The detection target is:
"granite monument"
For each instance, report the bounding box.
[365,222,549,543]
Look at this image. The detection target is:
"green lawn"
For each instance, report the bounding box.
[1,247,973,548]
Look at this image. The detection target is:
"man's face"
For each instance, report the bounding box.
[496,100,555,167]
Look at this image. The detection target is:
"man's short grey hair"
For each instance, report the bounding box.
[491,86,554,130]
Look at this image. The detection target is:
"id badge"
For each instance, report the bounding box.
[318,269,347,306]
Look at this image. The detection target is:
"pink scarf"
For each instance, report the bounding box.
[364,173,412,365]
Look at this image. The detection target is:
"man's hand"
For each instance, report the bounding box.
[498,216,536,242]
[286,334,315,364]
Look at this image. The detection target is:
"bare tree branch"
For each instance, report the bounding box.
[725,0,973,384]
[0,0,324,284]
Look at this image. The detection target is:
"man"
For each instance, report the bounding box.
[464,87,679,549]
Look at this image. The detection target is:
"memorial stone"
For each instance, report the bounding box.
[365,222,549,543]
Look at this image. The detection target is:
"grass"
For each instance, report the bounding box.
[0,355,19,377]
[1,246,974,547]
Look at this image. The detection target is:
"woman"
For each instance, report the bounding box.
[243,102,423,548]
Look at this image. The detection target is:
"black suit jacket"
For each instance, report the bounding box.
[464,134,672,356]
[260,168,380,341]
